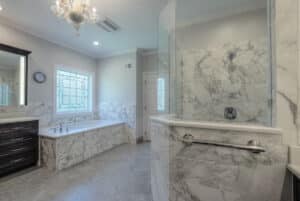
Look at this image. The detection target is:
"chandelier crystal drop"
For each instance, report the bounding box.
[51,0,100,32]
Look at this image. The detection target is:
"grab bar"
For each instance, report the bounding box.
[182,134,265,154]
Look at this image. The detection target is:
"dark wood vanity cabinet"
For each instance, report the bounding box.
[0,120,39,177]
[294,176,300,201]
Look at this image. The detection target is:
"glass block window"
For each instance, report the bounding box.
[0,84,9,106]
[56,69,92,113]
[157,78,165,112]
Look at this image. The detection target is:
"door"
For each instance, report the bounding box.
[143,72,158,141]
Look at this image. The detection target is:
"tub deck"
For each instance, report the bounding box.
[40,120,128,170]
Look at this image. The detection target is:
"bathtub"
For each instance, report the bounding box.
[39,120,125,138]
[39,120,128,170]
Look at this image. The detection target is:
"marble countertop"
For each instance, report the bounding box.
[0,117,39,124]
[288,146,300,179]
[288,164,300,179]
[150,115,282,135]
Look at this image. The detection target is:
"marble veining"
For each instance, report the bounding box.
[99,101,137,143]
[176,39,271,126]
[151,119,288,201]
[41,123,128,170]
[275,0,299,145]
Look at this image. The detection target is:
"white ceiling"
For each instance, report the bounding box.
[0,0,168,59]
[0,0,266,59]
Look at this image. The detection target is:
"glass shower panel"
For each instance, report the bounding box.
[158,1,176,115]
[167,0,272,126]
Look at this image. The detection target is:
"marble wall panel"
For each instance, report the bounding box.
[151,122,170,201]
[0,102,97,128]
[176,39,271,126]
[99,101,137,143]
[151,121,288,201]
[275,0,299,145]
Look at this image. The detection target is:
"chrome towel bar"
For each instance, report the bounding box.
[182,134,265,154]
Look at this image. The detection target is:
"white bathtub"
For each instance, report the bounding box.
[40,120,128,170]
[39,120,125,138]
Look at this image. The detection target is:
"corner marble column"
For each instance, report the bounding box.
[276,0,299,145]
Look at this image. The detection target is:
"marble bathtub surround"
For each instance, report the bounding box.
[41,122,128,170]
[151,116,288,201]
[175,39,271,126]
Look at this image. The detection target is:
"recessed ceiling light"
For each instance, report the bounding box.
[0,4,3,11]
[93,41,100,46]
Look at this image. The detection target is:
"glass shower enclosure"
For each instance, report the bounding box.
[158,0,273,126]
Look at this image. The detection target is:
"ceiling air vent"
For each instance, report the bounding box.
[97,18,120,32]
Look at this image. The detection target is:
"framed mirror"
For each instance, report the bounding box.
[0,44,31,106]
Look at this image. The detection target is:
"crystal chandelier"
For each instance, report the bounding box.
[51,0,99,32]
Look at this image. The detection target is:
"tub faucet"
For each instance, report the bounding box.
[59,123,63,133]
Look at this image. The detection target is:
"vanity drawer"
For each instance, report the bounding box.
[0,121,38,139]
[0,135,37,148]
[0,132,37,141]
[0,151,38,177]
[0,139,38,159]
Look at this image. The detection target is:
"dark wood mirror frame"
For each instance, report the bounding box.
[0,44,32,105]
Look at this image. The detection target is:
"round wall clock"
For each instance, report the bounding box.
[33,72,47,84]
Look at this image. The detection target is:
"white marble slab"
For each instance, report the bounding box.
[176,39,271,125]
[150,115,282,135]
[150,120,288,201]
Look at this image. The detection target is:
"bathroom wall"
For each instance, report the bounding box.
[175,9,271,126]
[97,50,158,143]
[97,52,137,143]
[0,22,98,127]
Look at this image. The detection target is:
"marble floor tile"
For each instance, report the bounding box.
[0,143,152,201]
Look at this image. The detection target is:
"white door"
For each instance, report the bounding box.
[143,72,158,141]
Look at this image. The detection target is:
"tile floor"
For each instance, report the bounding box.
[0,143,152,201]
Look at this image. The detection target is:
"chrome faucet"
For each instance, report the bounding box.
[59,123,63,133]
